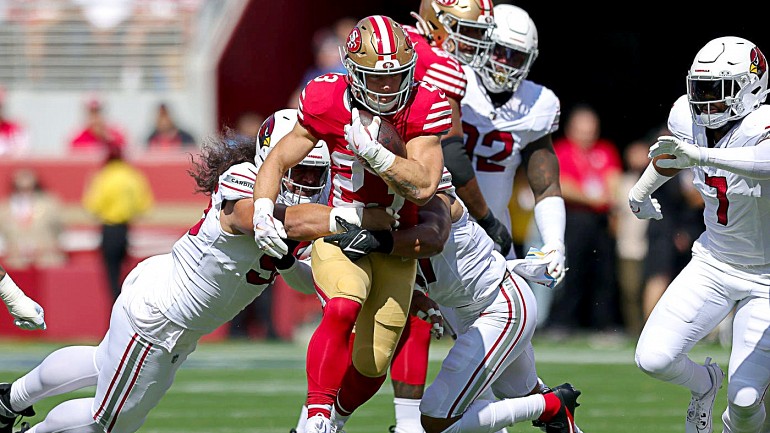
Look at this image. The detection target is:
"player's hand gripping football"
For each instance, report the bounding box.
[649,136,704,169]
[410,290,444,339]
[253,198,288,258]
[344,108,396,173]
[628,191,663,220]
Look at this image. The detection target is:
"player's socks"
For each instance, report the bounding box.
[458,395,546,433]
[393,397,423,433]
[335,366,387,417]
[391,316,431,385]
[306,298,360,418]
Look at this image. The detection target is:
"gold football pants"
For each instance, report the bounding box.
[311,238,417,377]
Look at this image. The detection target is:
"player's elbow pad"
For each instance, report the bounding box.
[441,135,475,187]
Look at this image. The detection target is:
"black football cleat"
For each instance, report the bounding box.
[542,383,581,433]
[0,384,35,433]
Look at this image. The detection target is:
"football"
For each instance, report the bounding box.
[652,154,681,177]
[358,110,407,158]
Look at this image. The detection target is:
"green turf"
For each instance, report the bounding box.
[0,336,730,432]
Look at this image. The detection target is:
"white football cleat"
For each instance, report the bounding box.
[305,414,333,433]
[686,357,725,433]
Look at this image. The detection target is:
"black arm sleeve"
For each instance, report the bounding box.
[441,135,476,187]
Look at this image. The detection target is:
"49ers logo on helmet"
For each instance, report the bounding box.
[435,0,458,5]
[347,27,362,53]
[750,46,767,78]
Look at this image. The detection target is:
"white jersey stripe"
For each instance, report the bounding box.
[431,100,451,110]
[425,70,466,88]
[423,77,464,97]
[424,116,452,130]
[430,63,466,79]
[426,109,452,120]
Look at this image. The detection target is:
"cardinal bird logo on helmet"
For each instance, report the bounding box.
[436,0,459,5]
[258,114,275,148]
[750,46,767,78]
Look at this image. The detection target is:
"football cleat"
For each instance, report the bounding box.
[388,425,396,433]
[540,383,581,433]
[686,357,724,433]
[305,414,333,433]
[0,384,34,433]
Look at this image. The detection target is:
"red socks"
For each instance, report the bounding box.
[538,392,562,422]
[306,297,361,418]
[335,366,387,416]
[390,315,431,386]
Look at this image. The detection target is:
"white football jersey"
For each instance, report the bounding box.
[460,68,560,249]
[668,95,770,266]
[416,206,508,308]
[147,161,278,334]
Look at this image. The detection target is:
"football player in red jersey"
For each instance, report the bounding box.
[387,2,510,432]
[252,15,452,433]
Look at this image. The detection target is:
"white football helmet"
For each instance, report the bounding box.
[687,36,769,129]
[257,109,330,205]
[478,4,538,93]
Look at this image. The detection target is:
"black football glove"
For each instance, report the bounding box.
[268,239,300,270]
[476,209,513,257]
[323,216,393,262]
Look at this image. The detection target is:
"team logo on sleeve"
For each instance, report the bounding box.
[750,46,767,78]
[347,27,362,53]
[257,114,275,148]
[436,0,458,5]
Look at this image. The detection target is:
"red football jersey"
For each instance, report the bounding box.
[298,72,451,228]
[404,25,467,102]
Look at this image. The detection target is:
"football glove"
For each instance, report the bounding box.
[540,241,567,287]
[476,209,513,257]
[628,191,663,220]
[508,247,558,289]
[323,217,393,262]
[253,198,288,258]
[0,276,46,331]
[410,290,444,339]
[649,136,704,169]
[344,108,396,173]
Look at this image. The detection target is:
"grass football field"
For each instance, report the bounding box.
[0,336,730,433]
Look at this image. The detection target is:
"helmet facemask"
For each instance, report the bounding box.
[280,163,330,205]
[344,52,416,115]
[479,42,537,93]
[343,15,418,116]
[687,37,769,129]
[437,11,494,68]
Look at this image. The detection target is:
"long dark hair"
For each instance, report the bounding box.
[189,128,257,195]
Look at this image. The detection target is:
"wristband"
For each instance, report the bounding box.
[0,275,23,304]
[368,146,396,174]
[329,207,363,233]
[534,196,566,247]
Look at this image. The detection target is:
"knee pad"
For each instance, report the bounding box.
[728,378,763,411]
[635,349,677,380]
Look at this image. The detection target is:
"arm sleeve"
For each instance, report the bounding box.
[277,258,316,295]
[702,139,770,179]
[533,196,566,246]
[441,135,475,186]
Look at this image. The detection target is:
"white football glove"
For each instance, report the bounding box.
[540,242,567,287]
[628,191,663,220]
[0,276,46,331]
[344,108,395,173]
[253,198,288,258]
[410,290,444,339]
[508,248,557,289]
[10,297,46,331]
[649,136,704,169]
